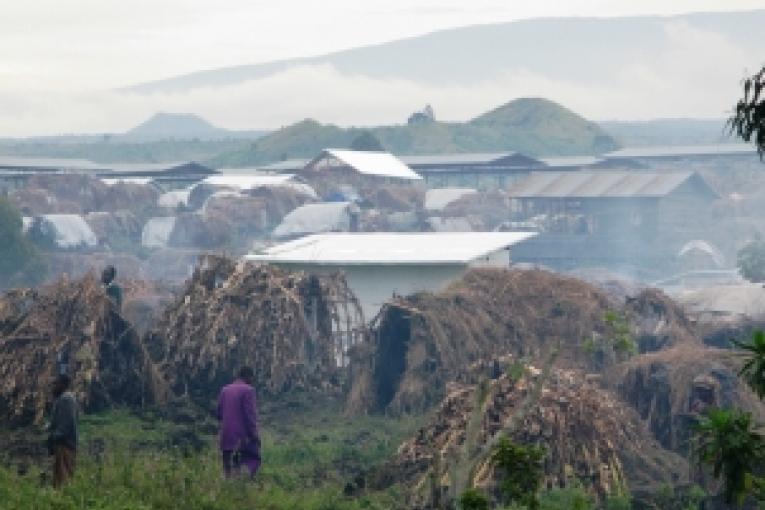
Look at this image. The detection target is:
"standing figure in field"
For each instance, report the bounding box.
[101,265,123,310]
[217,366,261,479]
[47,374,78,488]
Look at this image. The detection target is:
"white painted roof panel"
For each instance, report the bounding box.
[309,149,422,180]
[247,232,536,265]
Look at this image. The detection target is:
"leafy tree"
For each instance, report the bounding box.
[733,330,765,398]
[458,488,490,510]
[492,437,546,509]
[694,408,765,505]
[407,104,436,125]
[538,486,593,510]
[0,197,45,288]
[604,311,637,356]
[737,240,765,282]
[349,131,384,152]
[729,66,765,157]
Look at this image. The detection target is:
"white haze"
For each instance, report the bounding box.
[0,2,762,136]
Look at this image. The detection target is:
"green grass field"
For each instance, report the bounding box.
[0,395,420,510]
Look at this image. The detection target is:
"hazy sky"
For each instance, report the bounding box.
[0,1,763,135]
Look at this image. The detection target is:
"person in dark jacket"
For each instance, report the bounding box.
[101,265,123,310]
[47,374,78,488]
[217,366,261,479]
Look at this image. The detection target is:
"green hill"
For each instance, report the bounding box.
[211,98,619,167]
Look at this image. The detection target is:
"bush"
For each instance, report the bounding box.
[0,197,46,288]
[459,488,491,510]
[539,486,593,510]
[492,437,546,509]
[738,240,765,282]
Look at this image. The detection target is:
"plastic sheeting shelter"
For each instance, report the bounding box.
[158,189,192,208]
[424,188,477,211]
[142,216,177,248]
[201,174,317,198]
[272,202,355,239]
[32,214,98,249]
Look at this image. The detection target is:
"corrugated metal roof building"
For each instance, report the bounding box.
[507,171,718,199]
[506,171,720,276]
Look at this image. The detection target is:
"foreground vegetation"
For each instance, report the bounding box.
[0,397,417,510]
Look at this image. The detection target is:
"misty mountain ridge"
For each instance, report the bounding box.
[600,118,733,147]
[126,10,765,97]
[211,97,619,167]
[122,112,266,141]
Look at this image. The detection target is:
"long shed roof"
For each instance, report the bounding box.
[400,152,543,168]
[507,171,718,199]
[604,143,756,159]
[247,232,535,266]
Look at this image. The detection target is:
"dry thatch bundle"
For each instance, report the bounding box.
[608,343,765,453]
[348,269,616,414]
[149,255,363,403]
[0,275,159,427]
[348,269,700,415]
[373,363,687,509]
[624,288,698,351]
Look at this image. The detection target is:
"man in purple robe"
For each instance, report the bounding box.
[217,366,261,478]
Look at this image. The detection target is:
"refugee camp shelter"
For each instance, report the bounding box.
[272,202,359,239]
[299,150,421,192]
[202,173,317,198]
[99,161,217,189]
[424,188,478,211]
[142,217,177,248]
[258,159,309,173]
[400,152,545,190]
[27,214,98,250]
[247,231,535,320]
[507,171,719,276]
[0,157,107,192]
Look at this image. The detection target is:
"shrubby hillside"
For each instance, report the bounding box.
[212,98,619,166]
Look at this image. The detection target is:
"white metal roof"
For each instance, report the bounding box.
[540,156,605,168]
[400,153,518,166]
[203,174,294,188]
[247,232,536,266]
[257,159,310,172]
[605,143,756,159]
[306,149,422,180]
[101,177,154,186]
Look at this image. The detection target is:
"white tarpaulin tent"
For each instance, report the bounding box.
[142,216,177,248]
[34,214,98,249]
[158,190,192,208]
[424,188,478,211]
[201,174,318,198]
[272,202,353,239]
